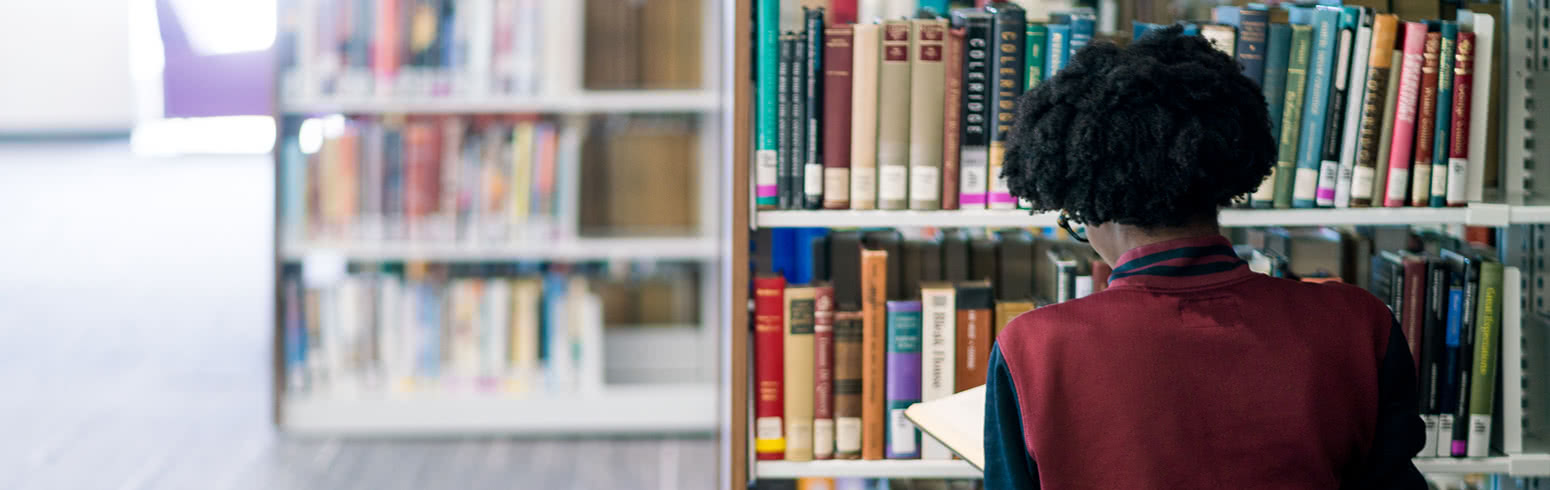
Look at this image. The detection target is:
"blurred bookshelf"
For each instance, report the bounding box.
[271,0,724,435]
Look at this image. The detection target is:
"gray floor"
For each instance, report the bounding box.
[0,141,716,490]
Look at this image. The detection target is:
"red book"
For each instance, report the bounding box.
[754,275,787,460]
[941,28,965,211]
[1446,31,1475,207]
[1408,30,1443,207]
[1383,22,1427,207]
[1401,255,1427,373]
[823,27,855,210]
[830,0,857,24]
[812,285,836,459]
[373,0,401,86]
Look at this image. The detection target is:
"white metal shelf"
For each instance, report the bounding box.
[283,383,716,435]
[755,204,1526,228]
[283,90,721,114]
[282,237,718,261]
[755,457,1543,479]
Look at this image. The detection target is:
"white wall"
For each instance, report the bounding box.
[0,1,136,133]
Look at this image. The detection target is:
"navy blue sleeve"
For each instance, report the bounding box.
[985,344,1039,490]
[1342,321,1427,490]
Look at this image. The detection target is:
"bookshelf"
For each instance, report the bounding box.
[722,0,1550,487]
[271,0,726,436]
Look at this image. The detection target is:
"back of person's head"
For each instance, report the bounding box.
[1002,26,1276,228]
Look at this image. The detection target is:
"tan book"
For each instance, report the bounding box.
[640,0,702,89]
[860,249,889,460]
[849,23,882,210]
[784,286,818,461]
[876,19,913,210]
[919,282,957,460]
[993,300,1035,339]
[907,18,948,210]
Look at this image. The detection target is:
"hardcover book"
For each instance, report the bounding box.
[884,300,923,459]
[985,2,1026,210]
[830,231,863,459]
[954,281,994,392]
[1237,8,1270,86]
[1446,30,1476,206]
[1314,6,1358,207]
[953,10,994,209]
[1409,25,1442,207]
[850,23,881,209]
[802,10,824,210]
[812,285,836,459]
[908,18,948,210]
[1372,24,1409,205]
[876,20,913,210]
[1352,14,1399,207]
[784,285,818,461]
[919,282,957,459]
[941,28,965,210]
[860,248,889,459]
[1067,14,1094,62]
[1291,6,1340,208]
[1273,22,1314,209]
[1334,8,1373,208]
[1043,23,1071,83]
[1466,261,1504,456]
[823,26,855,209]
[779,35,797,210]
[753,275,787,460]
[1251,23,1293,208]
[1025,23,1046,90]
[1384,22,1428,207]
[1428,22,1458,208]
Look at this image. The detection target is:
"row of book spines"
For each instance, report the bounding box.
[1381,252,1503,458]
[1238,8,1492,209]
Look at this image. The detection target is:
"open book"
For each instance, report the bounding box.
[903,385,987,471]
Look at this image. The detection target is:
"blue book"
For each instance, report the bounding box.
[918,0,948,15]
[1045,23,1071,80]
[1430,21,1459,207]
[1263,23,1293,152]
[1236,8,1271,86]
[1439,284,1464,440]
[771,228,796,282]
[1067,14,1095,61]
[1182,23,1199,37]
[416,281,443,379]
[1132,21,1165,40]
[1213,5,1241,26]
[542,271,569,386]
[1291,6,1341,208]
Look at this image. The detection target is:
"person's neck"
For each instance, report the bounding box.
[1088,221,1222,266]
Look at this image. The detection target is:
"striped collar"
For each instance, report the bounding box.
[1106,235,1252,290]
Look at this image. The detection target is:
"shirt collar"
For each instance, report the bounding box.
[1106,235,1252,290]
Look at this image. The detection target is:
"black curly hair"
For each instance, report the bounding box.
[1001,26,1275,228]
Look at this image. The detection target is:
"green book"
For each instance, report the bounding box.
[1465,260,1503,457]
[1025,23,1047,90]
[1273,22,1315,209]
[1251,23,1293,208]
[755,0,779,207]
[1429,21,1458,207]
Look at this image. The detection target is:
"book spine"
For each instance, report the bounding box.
[1418,261,1447,457]
[1466,261,1503,457]
[986,5,1026,210]
[1429,22,1457,207]
[1273,24,1313,209]
[1044,24,1070,81]
[1430,284,1463,457]
[884,300,922,459]
[994,301,1035,338]
[859,249,888,460]
[1384,22,1428,207]
[1352,15,1398,207]
[1451,259,1481,456]
[1465,15,1494,204]
[803,11,825,210]
[832,0,856,23]
[1335,10,1372,208]
[813,286,836,459]
[958,15,993,209]
[876,20,913,210]
[907,19,948,210]
[1025,24,1046,91]
[954,300,992,392]
[1402,258,1427,373]
[1252,23,1293,208]
[779,35,796,210]
[1068,15,1093,61]
[1237,9,1269,86]
[832,309,863,459]
[1410,29,1442,207]
[850,24,881,209]
[753,276,787,460]
[919,286,956,459]
[756,0,780,208]
[792,30,809,210]
[823,26,855,210]
[784,287,817,461]
[1293,7,1340,208]
[941,28,964,211]
[1372,29,1406,205]
[1446,31,1475,207]
[1315,8,1357,207]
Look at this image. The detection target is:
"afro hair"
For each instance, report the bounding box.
[1000,26,1276,228]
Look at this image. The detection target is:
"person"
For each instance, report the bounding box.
[985,26,1426,489]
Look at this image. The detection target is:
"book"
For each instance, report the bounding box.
[941,28,964,211]
[903,385,988,470]
[1463,14,1494,204]
[829,231,863,459]
[1384,22,1428,207]
[1237,8,1269,86]
[813,285,837,460]
[1334,8,1373,208]
[1418,257,1450,457]
[1446,30,1476,207]
[779,35,797,210]
[1466,260,1503,457]
[994,230,1037,337]
[823,26,854,210]
[985,2,1025,210]
[1044,23,1071,82]
[833,0,857,23]
[1372,24,1408,205]
[756,0,780,209]
[802,10,825,210]
[1273,22,1314,209]
[1067,14,1094,62]
[941,229,970,283]
[1251,23,1293,208]
[1025,23,1047,90]
[954,10,993,209]
[876,20,913,210]
[1443,250,1480,456]
[1314,7,1358,207]
[1201,24,1236,56]
[1409,25,1442,207]
[919,282,957,460]
[1352,14,1399,207]
[1428,21,1457,208]
[969,235,999,289]
[753,275,787,460]
[954,281,993,392]
[1291,6,1339,208]
[884,300,922,459]
[785,285,818,461]
[908,18,948,210]
[859,248,889,460]
[850,23,881,210]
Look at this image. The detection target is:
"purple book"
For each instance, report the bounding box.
[885,300,923,459]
